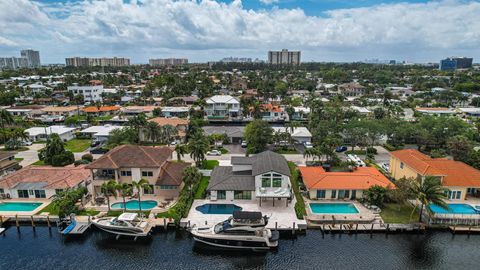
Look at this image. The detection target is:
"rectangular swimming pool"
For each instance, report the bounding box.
[429,203,479,215]
[309,203,359,214]
[0,202,43,212]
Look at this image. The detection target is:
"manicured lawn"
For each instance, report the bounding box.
[194,176,210,199]
[380,203,419,224]
[37,203,59,215]
[14,157,24,162]
[64,139,91,152]
[32,160,45,166]
[201,160,219,170]
[275,148,298,154]
[107,210,151,217]
[78,209,100,216]
[0,147,29,152]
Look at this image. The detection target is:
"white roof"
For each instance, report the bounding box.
[80,125,123,136]
[351,106,371,114]
[118,213,138,221]
[161,106,189,112]
[458,108,480,114]
[272,127,312,138]
[25,125,76,136]
[206,95,239,104]
[293,107,311,113]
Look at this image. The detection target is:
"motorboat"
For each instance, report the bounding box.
[91,213,152,237]
[190,211,279,250]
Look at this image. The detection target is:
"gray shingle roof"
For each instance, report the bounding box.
[207,166,255,191]
[231,151,290,177]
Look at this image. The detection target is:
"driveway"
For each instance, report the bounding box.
[15,143,45,166]
[223,144,246,155]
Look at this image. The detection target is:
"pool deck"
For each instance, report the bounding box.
[182,199,307,231]
[84,195,178,214]
[305,200,379,225]
[0,199,50,217]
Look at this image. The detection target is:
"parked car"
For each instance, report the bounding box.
[335,146,348,152]
[170,141,178,146]
[303,142,313,149]
[241,141,247,148]
[22,140,32,146]
[207,150,222,156]
[90,147,109,154]
[380,162,390,172]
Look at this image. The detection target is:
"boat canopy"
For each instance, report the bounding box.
[232,211,262,220]
[118,213,138,221]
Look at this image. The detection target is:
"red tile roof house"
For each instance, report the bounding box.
[390,149,480,201]
[0,165,90,199]
[299,166,394,200]
[85,145,191,201]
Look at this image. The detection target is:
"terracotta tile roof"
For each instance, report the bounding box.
[148,117,189,127]
[0,165,90,189]
[82,105,120,113]
[156,161,191,186]
[86,145,173,169]
[42,106,78,112]
[390,149,480,187]
[415,107,451,111]
[299,166,394,190]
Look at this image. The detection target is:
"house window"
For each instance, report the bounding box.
[142,171,153,177]
[217,190,226,200]
[144,185,154,194]
[317,190,326,199]
[0,188,4,195]
[345,190,350,199]
[272,177,282,188]
[262,178,271,188]
[34,190,46,198]
[234,191,252,200]
[331,190,337,199]
[400,162,404,169]
[338,190,345,199]
[29,190,34,196]
[18,190,29,198]
[120,170,132,176]
[160,185,177,190]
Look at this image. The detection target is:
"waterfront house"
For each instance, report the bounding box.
[42,106,79,117]
[205,95,240,120]
[207,151,292,206]
[79,125,124,144]
[272,127,312,144]
[160,107,190,118]
[146,117,189,139]
[86,145,191,199]
[0,165,90,199]
[390,149,480,200]
[338,82,366,97]
[25,125,76,142]
[299,166,394,200]
[6,105,45,117]
[414,107,456,116]
[0,151,19,177]
[121,106,160,117]
[252,103,289,122]
[202,126,245,144]
[291,106,310,121]
[81,105,120,116]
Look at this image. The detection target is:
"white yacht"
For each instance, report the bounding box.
[91,213,152,237]
[190,211,279,250]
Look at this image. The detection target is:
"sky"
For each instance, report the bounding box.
[0,0,479,64]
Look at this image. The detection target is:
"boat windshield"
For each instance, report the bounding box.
[214,221,231,233]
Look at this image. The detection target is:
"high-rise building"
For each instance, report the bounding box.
[65,57,130,67]
[439,57,473,71]
[268,49,301,65]
[20,49,41,68]
[0,49,40,70]
[149,58,188,66]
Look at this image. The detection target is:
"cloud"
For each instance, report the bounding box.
[260,0,280,4]
[0,0,479,63]
[0,36,18,47]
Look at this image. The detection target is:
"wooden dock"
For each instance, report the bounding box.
[449,226,480,234]
[308,222,423,234]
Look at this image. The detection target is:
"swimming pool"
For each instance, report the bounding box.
[111,200,157,210]
[0,202,43,212]
[195,204,242,214]
[309,203,359,214]
[429,203,479,215]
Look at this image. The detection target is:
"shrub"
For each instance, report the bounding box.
[81,153,93,162]
[288,162,306,219]
[51,151,75,167]
[74,159,90,166]
[366,147,377,154]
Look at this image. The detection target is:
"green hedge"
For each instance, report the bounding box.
[288,161,306,219]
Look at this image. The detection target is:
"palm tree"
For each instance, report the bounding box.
[0,109,14,144]
[144,121,161,143]
[161,124,178,144]
[188,131,209,167]
[116,183,133,212]
[175,144,186,161]
[132,178,151,212]
[182,166,202,197]
[101,180,117,212]
[410,176,448,222]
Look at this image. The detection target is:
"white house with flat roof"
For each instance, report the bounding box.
[67,84,104,102]
[205,95,240,119]
[25,125,76,142]
[80,125,124,143]
[272,127,312,144]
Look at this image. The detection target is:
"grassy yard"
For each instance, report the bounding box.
[1,147,29,152]
[78,209,100,216]
[32,160,45,166]
[219,147,229,154]
[288,161,306,219]
[14,157,24,162]
[64,139,91,152]
[201,160,219,170]
[380,203,419,224]
[37,203,58,215]
[274,148,298,154]
[194,176,210,199]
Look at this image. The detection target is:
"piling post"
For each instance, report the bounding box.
[47,215,51,228]
[164,218,167,230]
[15,215,19,228]
[355,224,358,233]
[370,223,374,234]
[275,222,278,230]
[30,216,35,228]
[386,224,390,233]
[292,222,296,235]
[0,215,3,225]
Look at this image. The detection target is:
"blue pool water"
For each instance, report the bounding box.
[0,202,42,212]
[111,200,157,210]
[195,203,242,214]
[429,203,479,214]
[309,203,359,214]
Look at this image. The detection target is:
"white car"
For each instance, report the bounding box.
[207,150,222,156]
[303,142,313,149]
[22,140,33,146]
[241,141,247,148]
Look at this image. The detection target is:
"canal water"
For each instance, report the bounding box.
[1,226,479,270]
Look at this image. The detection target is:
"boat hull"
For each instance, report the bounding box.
[92,221,149,237]
[191,230,278,250]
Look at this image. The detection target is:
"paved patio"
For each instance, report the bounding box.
[183,198,306,231]
[84,195,177,214]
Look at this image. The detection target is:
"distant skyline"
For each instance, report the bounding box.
[0,0,479,64]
